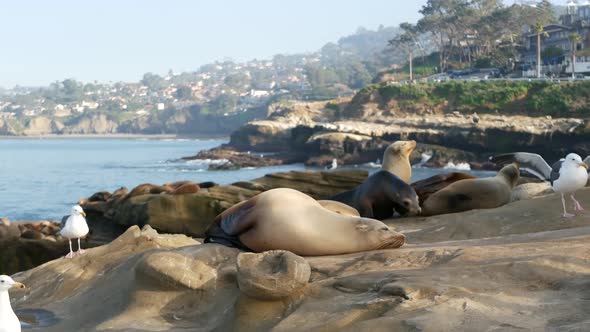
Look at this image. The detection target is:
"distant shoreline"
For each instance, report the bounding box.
[0,134,230,140]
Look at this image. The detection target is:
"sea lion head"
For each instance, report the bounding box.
[390,184,422,216]
[498,163,520,189]
[354,218,406,250]
[385,140,417,159]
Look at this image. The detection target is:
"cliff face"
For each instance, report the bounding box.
[4,106,267,136]
[220,94,590,167]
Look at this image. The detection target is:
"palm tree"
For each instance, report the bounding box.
[569,32,582,78]
[535,22,549,79]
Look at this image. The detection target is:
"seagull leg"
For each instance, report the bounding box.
[77,238,85,255]
[65,239,75,259]
[571,194,585,212]
[562,194,575,218]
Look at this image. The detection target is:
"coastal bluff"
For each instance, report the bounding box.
[10,188,590,331]
[186,97,590,170]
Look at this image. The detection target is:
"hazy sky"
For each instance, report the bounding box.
[0,0,573,87]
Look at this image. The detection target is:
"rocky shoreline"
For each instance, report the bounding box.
[184,99,590,170]
[7,184,590,331]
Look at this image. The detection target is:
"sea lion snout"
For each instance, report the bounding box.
[402,197,422,215]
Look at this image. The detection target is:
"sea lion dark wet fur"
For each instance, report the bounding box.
[329,170,421,220]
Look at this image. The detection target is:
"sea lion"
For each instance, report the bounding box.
[411,172,478,205]
[199,181,218,189]
[164,180,192,190]
[421,163,520,216]
[317,200,360,217]
[170,183,201,195]
[122,183,172,201]
[382,140,416,183]
[329,170,421,220]
[205,188,406,256]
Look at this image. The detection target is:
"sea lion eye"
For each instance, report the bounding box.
[403,199,411,207]
[381,227,388,231]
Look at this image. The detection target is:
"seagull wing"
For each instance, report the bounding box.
[549,160,564,185]
[584,155,590,166]
[490,152,552,181]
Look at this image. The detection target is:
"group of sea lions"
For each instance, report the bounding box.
[205,140,523,256]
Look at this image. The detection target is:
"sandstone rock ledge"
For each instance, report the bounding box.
[10,188,590,331]
[81,169,368,242]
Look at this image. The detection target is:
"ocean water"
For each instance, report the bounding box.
[0,138,495,221]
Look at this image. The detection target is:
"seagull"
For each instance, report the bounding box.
[491,152,588,218]
[60,205,89,258]
[0,275,25,332]
[325,158,338,170]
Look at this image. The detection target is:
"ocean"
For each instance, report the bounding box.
[0,138,495,221]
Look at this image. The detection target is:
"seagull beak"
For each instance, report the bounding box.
[11,282,25,289]
[81,212,86,217]
[581,162,588,170]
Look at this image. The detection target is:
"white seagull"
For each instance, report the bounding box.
[60,205,89,258]
[491,152,588,218]
[325,158,338,170]
[0,275,25,332]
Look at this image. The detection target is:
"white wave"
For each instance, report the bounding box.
[443,161,471,170]
[363,162,381,168]
[185,158,230,166]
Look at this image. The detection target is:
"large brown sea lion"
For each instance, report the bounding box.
[411,172,478,205]
[328,170,421,220]
[421,163,520,216]
[382,140,416,183]
[204,188,406,256]
[170,183,201,195]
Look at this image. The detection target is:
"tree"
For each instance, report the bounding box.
[569,32,582,78]
[141,73,166,90]
[535,22,550,78]
[175,86,193,100]
[541,46,565,60]
[390,22,421,80]
[223,73,250,89]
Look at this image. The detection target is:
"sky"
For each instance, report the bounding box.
[0,0,574,87]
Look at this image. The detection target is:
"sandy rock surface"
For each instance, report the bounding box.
[9,189,590,331]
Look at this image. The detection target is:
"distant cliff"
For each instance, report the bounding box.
[191,81,590,169]
[0,106,266,136]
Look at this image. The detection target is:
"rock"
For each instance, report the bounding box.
[136,244,238,290]
[510,182,553,202]
[12,190,590,331]
[236,250,311,300]
[0,218,10,226]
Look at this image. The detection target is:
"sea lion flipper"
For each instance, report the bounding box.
[447,193,473,210]
[220,205,256,236]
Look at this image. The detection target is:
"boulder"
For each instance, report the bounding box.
[136,244,239,290]
[236,250,311,300]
